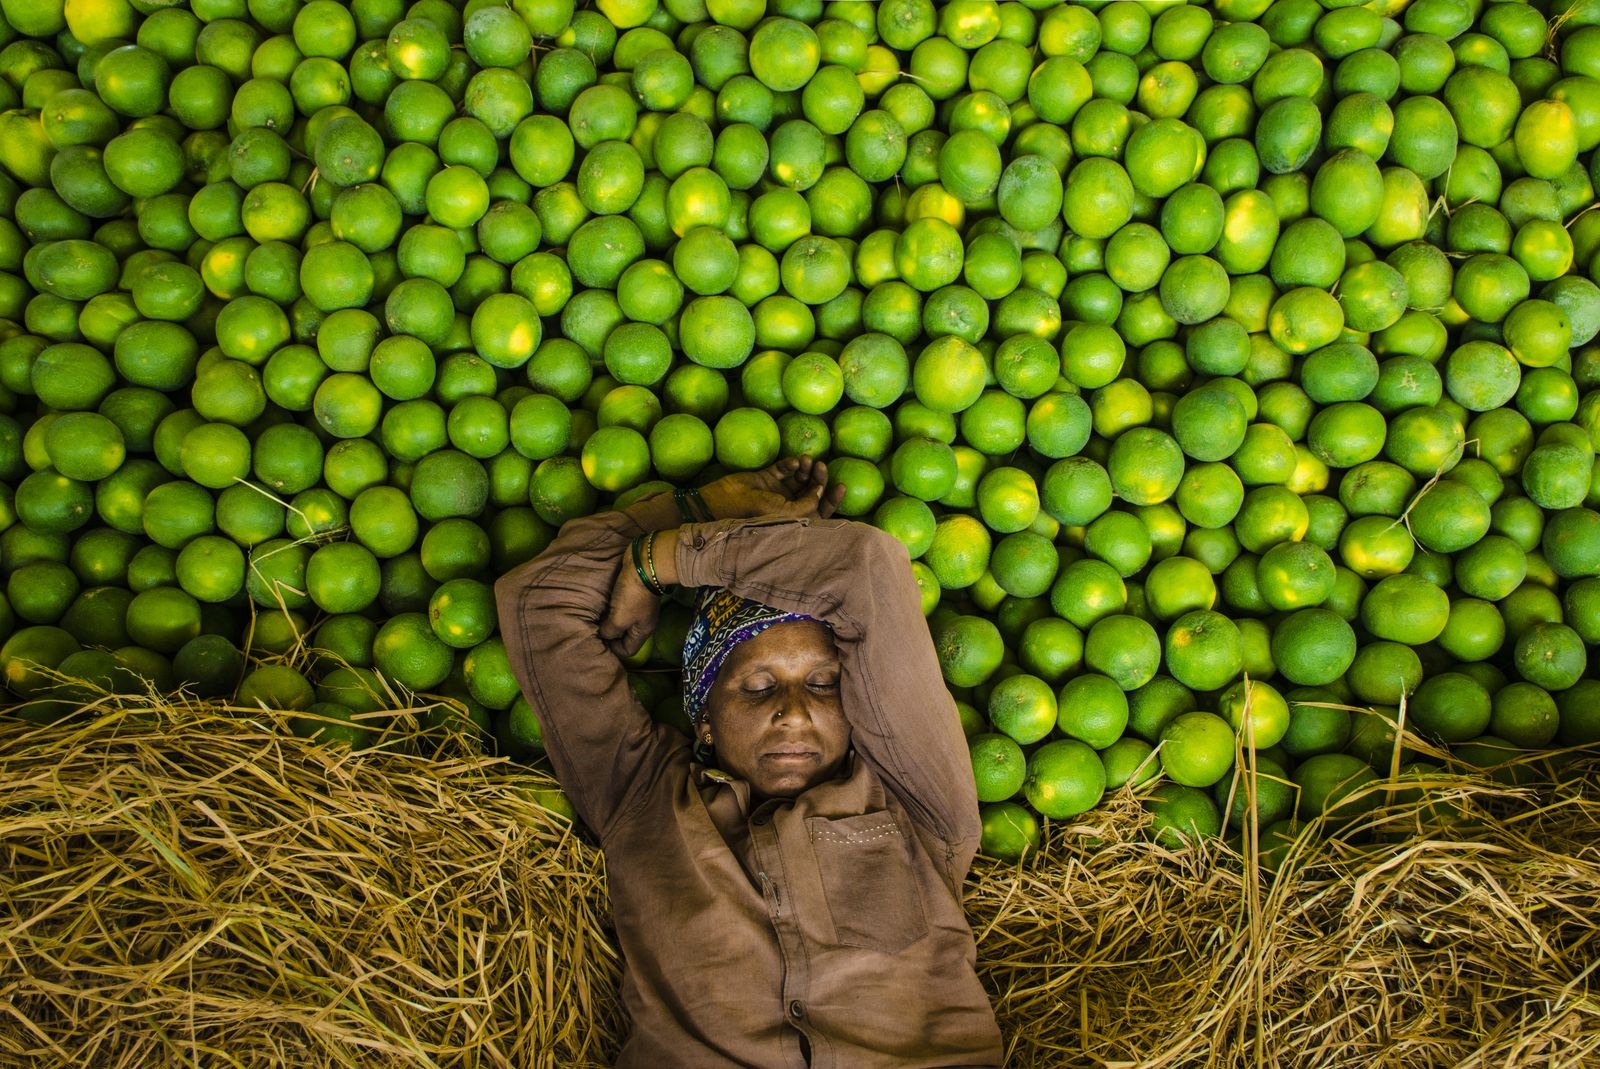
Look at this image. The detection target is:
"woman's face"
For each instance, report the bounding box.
[705,620,852,799]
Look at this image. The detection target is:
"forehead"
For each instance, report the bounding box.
[717,619,838,677]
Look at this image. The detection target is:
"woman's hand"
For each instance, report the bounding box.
[699,456,847,521]
[599,558,660,658]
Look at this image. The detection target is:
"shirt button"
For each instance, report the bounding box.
[751,814,768,826]
[788,1000,804,1020]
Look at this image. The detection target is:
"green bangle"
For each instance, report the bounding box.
[672,487,698,523]
[630,536,663,596]
[642,530,665,593]
[673,486,710,522]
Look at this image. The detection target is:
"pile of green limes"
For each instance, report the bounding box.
[2,0,1600,858]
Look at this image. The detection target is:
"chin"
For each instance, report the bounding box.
[754,778,815,800]
[750,758,843,799]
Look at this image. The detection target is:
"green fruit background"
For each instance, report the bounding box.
[2,0,1600,857]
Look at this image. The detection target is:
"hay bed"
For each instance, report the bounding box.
[2,699,1596,1068]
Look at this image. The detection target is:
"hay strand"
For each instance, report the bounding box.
[3,700,1597,1067]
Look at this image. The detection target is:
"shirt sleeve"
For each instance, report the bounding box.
[674,517,980,851]
[493,492,684,839]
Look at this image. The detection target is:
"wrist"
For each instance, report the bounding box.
[625,490,689,536]
[626,529,683,592]
[651,529,682,588]
[696,481,741,520]
[673,485,713,523]
[630,533,667,595]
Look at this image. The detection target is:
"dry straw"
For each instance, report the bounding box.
[1,699,623,1069]
[2,697,1597,1068]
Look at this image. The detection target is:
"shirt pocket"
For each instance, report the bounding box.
[806,812,929,954]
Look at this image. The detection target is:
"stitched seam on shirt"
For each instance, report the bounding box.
[808,825,900,844]
[854,579,965,841]
[763,822,810,1025]
[847,642,951,838]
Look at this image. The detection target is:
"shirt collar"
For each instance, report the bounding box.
[692,752,860,818]
[692,762,754,816]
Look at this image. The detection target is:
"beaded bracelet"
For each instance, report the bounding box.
[630,535,665,596]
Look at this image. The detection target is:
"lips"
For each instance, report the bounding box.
[762,741,820,759]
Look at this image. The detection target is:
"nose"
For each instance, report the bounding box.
[772,686,814,725]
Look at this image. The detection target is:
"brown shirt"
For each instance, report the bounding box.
[495,492,1003,1068]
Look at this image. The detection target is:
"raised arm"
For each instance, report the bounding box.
[667,518,980,850]
[493,492,683,838]
[495,458,847,837]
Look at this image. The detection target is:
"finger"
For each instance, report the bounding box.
[768,461,796,492]
[788,455,815,491]
[818,481,847,519]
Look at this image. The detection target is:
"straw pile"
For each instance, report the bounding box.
[0,699,624,1069]
[3,698,1597,1068]
[969,760,1600,1068]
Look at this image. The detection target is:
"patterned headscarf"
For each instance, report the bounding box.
[680,588,820,732]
